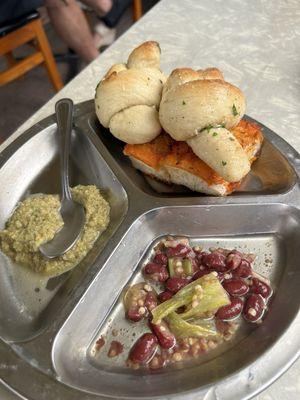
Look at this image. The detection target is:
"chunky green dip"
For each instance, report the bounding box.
[0,185,110,276]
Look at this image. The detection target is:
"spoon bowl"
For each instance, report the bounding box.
[39,199,85,259]
[39,98,85,259]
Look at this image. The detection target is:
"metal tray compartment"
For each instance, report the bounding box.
[1,101,300,400]
[0,121,128,342]
[52,203,300,398]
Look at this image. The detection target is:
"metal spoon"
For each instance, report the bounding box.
[39,98,85,259]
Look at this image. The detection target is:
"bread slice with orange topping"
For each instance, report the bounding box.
[124,119,263,196]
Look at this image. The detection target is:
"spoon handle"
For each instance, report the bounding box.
[56,98,74,202]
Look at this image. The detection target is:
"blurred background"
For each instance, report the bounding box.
[0,0,158,143]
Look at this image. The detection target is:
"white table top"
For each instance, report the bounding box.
[1,0,300,398]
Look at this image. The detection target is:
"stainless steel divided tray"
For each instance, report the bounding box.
[1,100,300,400]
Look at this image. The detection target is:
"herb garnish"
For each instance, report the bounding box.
[182,100,186,105]
[212,132,218,137]
[222,161,227,166]
[197,124,223,133]
[232,104,238,116]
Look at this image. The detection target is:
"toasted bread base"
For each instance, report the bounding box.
[124,120,263,196]
[129,157,231,196]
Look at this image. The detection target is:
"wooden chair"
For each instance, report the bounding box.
[133,0,143,22]
[0,11,63,91]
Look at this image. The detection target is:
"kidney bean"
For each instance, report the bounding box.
[143,262,169,282]
[195,251,208,264]
[192,268,211,280]
[166,244,191,258]
[233,259,252,278]
[144,291,158,311]
[202,252,227,272]
[149,321,176,349]
[250,278,272,299]
[129,333,158,364]
[243,253,256,263]
[216,297,244,320]
[212,248,232,256]
[153,252,168,266]
[186,248,197,259]
[223,279,249,297]
[218,271,232,282]
[226,252,242,270]
[127,308,143,322]
[243,294,265,322]
[190,257,199,273]
[158,290,173,303]
[166,277,190,294]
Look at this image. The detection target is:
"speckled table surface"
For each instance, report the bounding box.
[0,0,300,398]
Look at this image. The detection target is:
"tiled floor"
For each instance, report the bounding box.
[0,0,157,142]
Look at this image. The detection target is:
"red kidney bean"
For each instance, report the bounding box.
[186,248,197,259]
[195,251,208,264]
[129,333,158,364]
[250,278,272,299]
[216,297,244,320]
[192,268,211,280]
[166,277,190,294]
[166,244,190,258]
[144,291,158,311]
[218,271,232,282]
[127,309,143,322]
[158,290,173,303]
[243,294,265,322]
[190,258,199,274]
[233,259,252,278]
[213,248,232,256]
[153,252,168,266]
[226,252,242,270]
[243,253,256,263]
[223,279,249,297]
[202,252,227,272]
[149,321,176,349]
[143,263,169,282]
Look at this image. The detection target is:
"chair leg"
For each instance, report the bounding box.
[33,19,63,91]
[133,0,142,21]
[5,52,17,67]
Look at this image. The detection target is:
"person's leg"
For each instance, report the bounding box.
[82,0,132,28]
[45,0,99,63]
[81,0,113,16]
